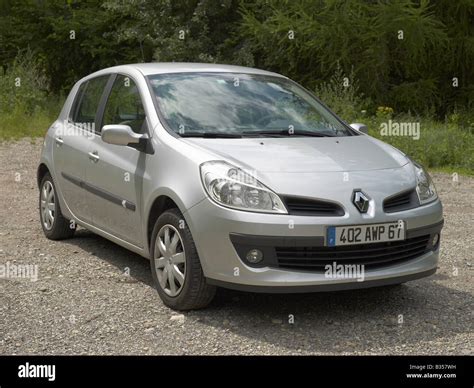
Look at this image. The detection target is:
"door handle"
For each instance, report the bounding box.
[88,151,100,162]
[55,136,64,146]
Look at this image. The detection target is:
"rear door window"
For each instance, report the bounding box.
[68,82,87,123]
[71,75,109,133]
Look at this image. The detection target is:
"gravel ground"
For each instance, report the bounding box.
[0,139,472,355]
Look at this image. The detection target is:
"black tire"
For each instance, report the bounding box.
[39,172,76,240]
[150,208,216,310]
[382,283,404,289]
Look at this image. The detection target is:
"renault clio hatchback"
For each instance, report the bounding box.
[38,63,443,310]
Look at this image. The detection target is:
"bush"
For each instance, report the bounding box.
[0,49,49,115]
[0,50,63,140]
[313,64,368,123]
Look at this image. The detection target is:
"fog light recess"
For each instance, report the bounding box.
[246,249,263,264]
[432,234,440,247]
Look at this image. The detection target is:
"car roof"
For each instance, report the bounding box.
[87,62,286,79]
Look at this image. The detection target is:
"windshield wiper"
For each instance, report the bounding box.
[179,129,335,138]
[179,132,242,138]
[242,129,336,137]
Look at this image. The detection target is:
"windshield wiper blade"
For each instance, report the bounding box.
[180,129,335,138]
[179,132,242,138]
[242,129,335,137]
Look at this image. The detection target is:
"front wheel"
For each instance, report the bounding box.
[150,208,216,310]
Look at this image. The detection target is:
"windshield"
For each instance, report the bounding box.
[148,72,354,137]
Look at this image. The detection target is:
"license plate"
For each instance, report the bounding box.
[327,221,405,247]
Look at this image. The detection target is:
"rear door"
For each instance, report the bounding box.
[85,74,149,246]
[52,75,110,223]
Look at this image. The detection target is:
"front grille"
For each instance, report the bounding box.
[383,190,418,213]
[283,196,344,216]
[275,235,431,271]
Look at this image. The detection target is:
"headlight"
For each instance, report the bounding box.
[200,161,287,213]
[412,161,437,205]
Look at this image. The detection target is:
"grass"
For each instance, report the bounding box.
[0,110,54,140]
[353,115,474,175]
[0,92,64,140]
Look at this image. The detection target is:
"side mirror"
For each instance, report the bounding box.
[349,123,368,134]
[101,125,148,146]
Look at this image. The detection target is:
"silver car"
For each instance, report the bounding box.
[38,63,443,310]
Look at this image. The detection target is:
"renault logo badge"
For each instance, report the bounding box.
[352,190,370,213]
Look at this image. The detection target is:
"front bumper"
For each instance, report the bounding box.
[185,196,443,292]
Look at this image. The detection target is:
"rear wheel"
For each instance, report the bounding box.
[150,208,216,310]
[39,173,76,240]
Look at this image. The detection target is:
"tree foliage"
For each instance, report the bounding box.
[0,0,472,116]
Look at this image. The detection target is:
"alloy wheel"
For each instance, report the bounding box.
[154,224,186,297]
[40,181,55,230]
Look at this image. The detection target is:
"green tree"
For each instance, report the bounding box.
[239,0,470,116]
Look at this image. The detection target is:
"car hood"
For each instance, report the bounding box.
[183,135,409,173]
